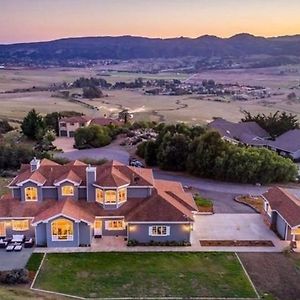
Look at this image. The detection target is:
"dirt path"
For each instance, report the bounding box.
[238,252,300,300]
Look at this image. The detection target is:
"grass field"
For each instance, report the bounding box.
[34,252,257,298]
[1,67,300,124]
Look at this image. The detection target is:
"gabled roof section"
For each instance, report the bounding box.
[95,164,130,187]
[263,187,300,227]
[127,179,197,222]
[59,115,91,123]
[267,129,300,153]
[32,199,94,225]
[65,160,87,166]
[40,159,60,166]
[13,170,47,186]
[54,170,82,186]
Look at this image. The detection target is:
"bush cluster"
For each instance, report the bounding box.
[127,239,191,247]
[0,269,29,284]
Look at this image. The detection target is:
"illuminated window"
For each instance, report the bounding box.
[149,226,170,236]
[105,220,124,230]
[118,188,127,202]
[96,188,104,203]
[25,187,38,201]
[105,190,117,204]
[0,222,6,236]
[51,218,73,241]
[12,220,29,231]
[62,185,74,196]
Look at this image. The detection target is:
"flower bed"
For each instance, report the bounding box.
[200,240,274,247]
[235,195,264,213]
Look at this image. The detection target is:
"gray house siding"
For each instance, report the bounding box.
[11,188,21,200]
[42,188,58,199]
[128,223,190,243]
[78,188,87,199]
[275,213,287,239]
[127,187,152,198]
[46,217,80,247]
[86,168,96,202]
[79,222,91,245]
[36,223,47,246]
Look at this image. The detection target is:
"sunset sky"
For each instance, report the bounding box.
[1,0,300,44]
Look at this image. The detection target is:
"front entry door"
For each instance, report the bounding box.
[94,220,102,237]
[0,222,6,237]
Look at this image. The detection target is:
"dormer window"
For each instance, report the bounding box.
[105,190,117,204]
[25,187,38,201]
[62,185,74,196]
[96,188,104,203]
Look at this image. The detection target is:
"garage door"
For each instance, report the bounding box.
[276,213,287,239]
[69,131,75,137]
[60,130,67,137]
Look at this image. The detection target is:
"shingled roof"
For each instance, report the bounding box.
[208,118,270,145]
[263,187,300,227]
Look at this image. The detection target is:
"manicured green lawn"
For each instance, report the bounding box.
[34,252,257,298]
[26,253,44,272]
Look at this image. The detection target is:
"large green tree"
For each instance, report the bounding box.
[21,109,45,140]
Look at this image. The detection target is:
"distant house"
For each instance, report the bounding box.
[262,187,300,246]
[267,129,300,160]
[59,116,123,138]
[208,118,270,146]
[59,116,91,137]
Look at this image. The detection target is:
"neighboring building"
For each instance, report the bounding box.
[262,187,300,245]
[58,116,123,137]
[208,118,270,146]
[267,129,300,160]
[0,158,197,247]
[59,116,91,137]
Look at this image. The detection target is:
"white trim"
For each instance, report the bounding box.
[32,213,92,226]
[0,217,34,220]
[93,183,129,189]
[54,179,81,187]
[16,179,45,187]
[104,220,125,231]
[95,216,124,219]
[51,235,74,242]
[128,221,190,224]
[148,225,170,236]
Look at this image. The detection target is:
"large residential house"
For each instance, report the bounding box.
[262,187,300,246]
[0,158,197,247]
[208,118,270,146]
[59,116,122,138]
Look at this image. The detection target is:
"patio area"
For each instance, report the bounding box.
[0,248,33,271]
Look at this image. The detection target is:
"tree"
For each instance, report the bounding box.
[144,141,158,166]
[74,125,112,149]
[157,133,191,171]
[242,110,299,137]
[0,119,13,134]
[21,109,45,140]
[82,86,103,99]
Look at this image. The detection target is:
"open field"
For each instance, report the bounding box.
[1,67,300,124]
[34,252,257,298]
[238,252,300,300]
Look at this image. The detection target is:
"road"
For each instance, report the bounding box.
[153,169,268,213]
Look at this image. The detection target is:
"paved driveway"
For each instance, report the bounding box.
[191,214,288,251]
[0,248,33,271]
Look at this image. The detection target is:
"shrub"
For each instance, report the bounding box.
[0,269,29,284]
[194,195,213,207]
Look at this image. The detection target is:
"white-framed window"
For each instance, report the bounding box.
[95,188,104,203]
[25,187,38,201]
[105,190,117,204]
[105,220,124,230]
[118,188,127,202]
[149,225,170,236]
[61,185,74,196]
[51,218,73,241]
[264,201,272,217]
[12,220,29,231]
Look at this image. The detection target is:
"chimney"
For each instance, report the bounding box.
[30,157,40,172]
[86,164,97,202]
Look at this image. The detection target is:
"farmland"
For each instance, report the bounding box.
[0,66,300,124]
